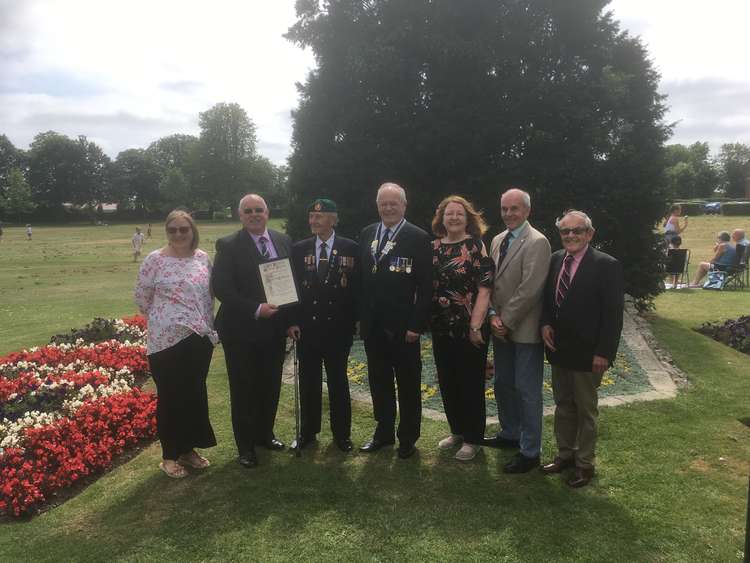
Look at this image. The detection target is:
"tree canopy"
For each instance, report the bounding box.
[285,0,671,302]
[663,142,718,199]
[717,143,750,198]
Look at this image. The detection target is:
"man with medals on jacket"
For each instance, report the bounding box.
[358,183,432,459]
[287,199,360,452]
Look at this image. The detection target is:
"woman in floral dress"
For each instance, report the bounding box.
[430,196,495,461]
[135,210,218,478]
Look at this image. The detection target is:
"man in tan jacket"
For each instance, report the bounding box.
[485,188,551,473]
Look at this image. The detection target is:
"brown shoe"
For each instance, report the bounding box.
[540,457,575,475]
[567,467,595,488]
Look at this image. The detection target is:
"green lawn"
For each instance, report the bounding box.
[0,219,748,562]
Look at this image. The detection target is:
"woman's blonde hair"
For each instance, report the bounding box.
[165,209,199,251]
[431,195,488,238]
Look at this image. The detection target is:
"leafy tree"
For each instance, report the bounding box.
[663,142,718,199]
[0,135,26,199]
[285,0,671,304]
[111,149,162,214]
[158,167,191,212]
[27,132,84,216]
[717,143,750,198]
[26,132,111,217]
[0,167,36,219]
[198,102,258,213]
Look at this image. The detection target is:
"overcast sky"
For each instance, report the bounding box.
[1,0,748,164]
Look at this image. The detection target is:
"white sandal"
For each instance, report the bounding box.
[159,461,188,478]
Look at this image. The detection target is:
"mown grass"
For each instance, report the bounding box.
[0,217,748,562]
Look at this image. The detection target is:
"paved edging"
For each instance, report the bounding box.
[282,301,682,423]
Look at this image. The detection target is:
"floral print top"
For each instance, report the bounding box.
[134,249,219,355]
[431,237,495,339]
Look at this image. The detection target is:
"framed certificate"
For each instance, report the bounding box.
[258,257,299,307]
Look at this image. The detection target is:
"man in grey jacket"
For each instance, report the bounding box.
[485,188,551,473]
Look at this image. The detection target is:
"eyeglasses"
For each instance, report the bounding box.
[558,227,587,236]
[166,226,191,235]
[243,207,265,214]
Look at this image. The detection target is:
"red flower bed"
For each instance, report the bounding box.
[0,390,156,516]
[0,316,155,517]
[0,341,148,377]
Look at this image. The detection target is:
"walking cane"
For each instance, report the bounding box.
[292,339,302,458]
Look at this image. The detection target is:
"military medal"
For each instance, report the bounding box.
[341,272,348,287]
[406,258,412,274]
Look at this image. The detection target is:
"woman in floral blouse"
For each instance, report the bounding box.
[135,210,218,478]
[430,196,495,461]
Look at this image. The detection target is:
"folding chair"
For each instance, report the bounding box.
[725,244,747,290]
[665,248,690,289]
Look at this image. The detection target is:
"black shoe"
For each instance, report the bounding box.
[483,435,521,449]
[238,450,258,468]
[397,443,417,459]
[359,438,395,453]
[503,453,540,474]
[260,438,285,451]
[291,435,316,450]
[335,438,353,452]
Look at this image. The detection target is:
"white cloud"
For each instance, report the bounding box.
[0,0,314,163]
[2,0,748,162]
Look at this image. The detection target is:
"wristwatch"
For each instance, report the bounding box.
[470,326,482,333]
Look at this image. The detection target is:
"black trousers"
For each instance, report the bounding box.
[432,333,488,444]
[298,339,352,440]
[223,337,286,454]
[364,327,422,445]
[148,333,216,460]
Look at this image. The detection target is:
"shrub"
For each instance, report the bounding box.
[695,316,750,354]
[721,202,750,216]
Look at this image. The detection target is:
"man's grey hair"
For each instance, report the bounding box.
[732,228,746,240]
[238,193,267,211]
[501,188,531,209]
[556,209,594,231]
[376,183,407,204]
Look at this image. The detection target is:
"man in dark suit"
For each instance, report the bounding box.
[540,210,624,488]
[211,193,292,469]
[286,198,359,452]
[358,182,432,459]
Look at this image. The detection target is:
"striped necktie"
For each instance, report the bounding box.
[556,254,575,306]
[258,236,270,259]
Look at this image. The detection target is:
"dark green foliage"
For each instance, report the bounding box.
[49,317,142,345]
[674,201,707,216]
[285,0,671,302]
[721,202,750,216]
[696,315,750,355]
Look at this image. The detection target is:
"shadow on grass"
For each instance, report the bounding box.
[4,436,653,561]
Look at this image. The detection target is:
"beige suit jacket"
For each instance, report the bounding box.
[489,222,551,343]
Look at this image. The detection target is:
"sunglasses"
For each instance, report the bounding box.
[166,226,191,235]
[243,207,265,214]
[558,227,587,236]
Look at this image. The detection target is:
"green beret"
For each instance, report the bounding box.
[308,198,338,213]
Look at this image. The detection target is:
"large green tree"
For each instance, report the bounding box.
[717,143,750,198]
[198,102,259,213]
[111,149,162,214]
[285,0,670,303]
[663,142,718,199]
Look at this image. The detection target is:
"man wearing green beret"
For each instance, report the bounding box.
[286,198,360,452]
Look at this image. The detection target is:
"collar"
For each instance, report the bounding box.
[509,221,528,239]
[316,231,335,250]
[249,229,270,243]
[379,218,405,236]
[564,244,589,263]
